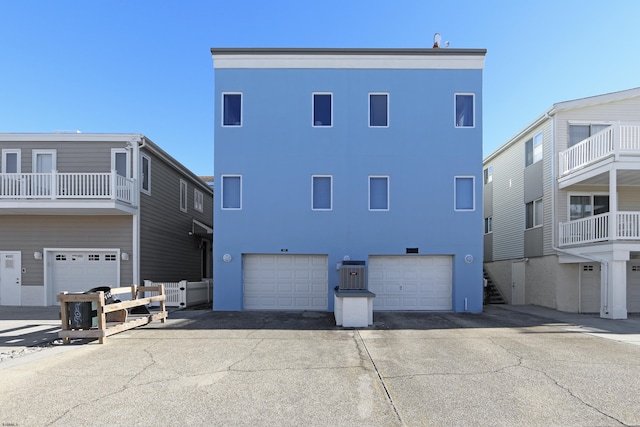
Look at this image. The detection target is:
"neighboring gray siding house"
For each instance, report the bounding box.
[0,133,213,306]
[483,88,640,319]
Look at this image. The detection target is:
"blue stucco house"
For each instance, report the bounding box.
[211,47,487,313]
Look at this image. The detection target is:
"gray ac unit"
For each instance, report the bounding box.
[339,261,366,290]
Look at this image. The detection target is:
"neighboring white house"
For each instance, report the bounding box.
[483,87,640,319]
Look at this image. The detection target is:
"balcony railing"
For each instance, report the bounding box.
[558,124,640,177]
[0,171,134,204]
[558,211,640,246]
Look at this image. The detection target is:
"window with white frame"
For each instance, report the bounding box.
[483,166,493,184]
[221,175,242,210]
[313,93,332,127]
[222,93,242,127]
[1,149,20,173]
[454,176,475,211]
[568,123,610,147]
[455,93,474,128]
[194,189,203,212]
[111,149,129,177]
[312,175,332,210]
[141,154,151,194]
[525,132,543,167]
[369,175,389,211]
[180,179,188,212]
[369,93,389,127]
[569,194,609,221]
[525,198,543,229]
[484,216,493,234]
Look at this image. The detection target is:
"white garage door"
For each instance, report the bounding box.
[580,263,600,313]
[368,255,452,311]
[243,254,328,310]
[50,251,119,304]
[628,261,640,313]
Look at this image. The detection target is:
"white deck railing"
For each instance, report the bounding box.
[0,171,134,204]
[558,212,640,246]
[558,124,640,177]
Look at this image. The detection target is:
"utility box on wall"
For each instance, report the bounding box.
[339,261,367,290]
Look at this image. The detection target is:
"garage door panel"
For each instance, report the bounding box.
[369,255,452,311]
[51,251,118,304]
[244,255,328,310]
[628,263,640,313]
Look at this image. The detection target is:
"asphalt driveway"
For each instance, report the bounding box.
[1,306,639,426]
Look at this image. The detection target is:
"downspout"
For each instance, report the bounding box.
[549,115,609,314]
[131,135,146,286]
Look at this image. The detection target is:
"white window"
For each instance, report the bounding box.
[483,166,492,184]
[222,93,242,127]
[180,179,188,212]
[221,175,242,210]
[88,255,100,261]
[312,175,332,210]
[455,93,475,128]
[105,254,117,261]
[369,175,389,211]
[569,194,609,221]
[1,149,21,173]
[111,149,130,177]
[526,199,543,229]
[525,132,543,167]
[313,93,332,127]
[568,123,610,147]
[484,217,493,234]
[369,93,389,127]
[194,189,204,212]
[454,176,475,211]
[141,154,151,194]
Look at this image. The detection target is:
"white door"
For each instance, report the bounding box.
[580,263,600,313]
[49,251,119,304]
[511,262,525,305]
[33,150,56,196]
[628,261,640,313]
[368,256,452,311]
[243,254,328,310]
[0,252,21,306]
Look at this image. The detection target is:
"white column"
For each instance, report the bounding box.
[601,260,627,319]
[609,169,617,240]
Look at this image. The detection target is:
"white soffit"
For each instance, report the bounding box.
[213,54,485,70]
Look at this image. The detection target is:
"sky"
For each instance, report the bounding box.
[1,0,639,176]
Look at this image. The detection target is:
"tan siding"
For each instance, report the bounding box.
[139,148,213,282]
[619,187,640,210]
[541,121,554,255]
[0,215,133,286]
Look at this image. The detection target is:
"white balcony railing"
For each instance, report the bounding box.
[558,212,640,246]
[558,124,640,177]
[0,171,134,204]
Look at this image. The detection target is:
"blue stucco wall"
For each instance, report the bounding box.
[214,67,484,312]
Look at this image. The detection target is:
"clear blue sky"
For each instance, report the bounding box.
[2,0,639,176]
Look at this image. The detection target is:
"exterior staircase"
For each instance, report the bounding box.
[483,267,507,305]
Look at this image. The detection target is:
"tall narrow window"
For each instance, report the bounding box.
[180,180,188,212]
[111,149,130,177]
[526,199,543,229]
[454,176,475,211]
[222,175,242,210]
[455,93,475,128]
[222,93,242,127]
[525,132,543,167]
[369,176,389,211]
[484,217,493,234]
[1,149,20,173]
[313,93,332,127]
[483,166,493,184]
[369,93,389,127]
[141,154,151,194]
[312,175,332,210]
[194,189,203,212]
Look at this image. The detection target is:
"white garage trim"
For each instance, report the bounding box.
[368,255,452,311]
[44,248,121,305]
[243,254,328,310]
